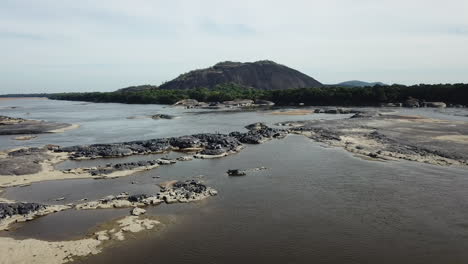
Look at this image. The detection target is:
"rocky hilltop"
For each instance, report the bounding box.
[159,60,322,90]
[116,85,158,93]
[335,80,388,87]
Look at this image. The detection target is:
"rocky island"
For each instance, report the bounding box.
[0,115,78,135]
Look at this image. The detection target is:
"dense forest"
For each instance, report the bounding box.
[46,83,468,106]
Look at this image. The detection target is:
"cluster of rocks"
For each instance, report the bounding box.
[76,193,162,210]
[56,123,288,160]
[227,166,268,176]
[0,115,72,135]
[66,159,177,176]
[227,169,246,176]
[313,108,360,114]
[0,202,70,231]
[150,114,176,120]
[0,202,45,219]
[401,98,454,108]
[173,99,275,110]
[159,180,218,203]
[380,99,465,108]
[0,116,25,125]
[230,122,288,144]
[76,180,217,210]
[282,113,468,166]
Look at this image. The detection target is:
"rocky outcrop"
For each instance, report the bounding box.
[116,85,158,93]
[159,180,218,203]
[231,123,288,144]
[76,180,217,210]
[422,102,446,108]
[151,114,176,120]
[254,99,275,106]
[159,60,322,90]
[404,98,420,108]
[227,169,246,176]
[313,108,360,114]
[57,124,287,160]
[0,148,51,176]
[282,114,468,166]
[64,159,177,177]
[0,202,70,231]
[0,202,45,219]
[0,115,74,135]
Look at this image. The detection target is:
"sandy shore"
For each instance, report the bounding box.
[0,216,161,264]
[47,124,80,133]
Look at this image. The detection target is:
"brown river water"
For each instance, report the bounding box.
[1,99,468,264]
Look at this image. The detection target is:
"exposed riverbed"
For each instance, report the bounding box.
[1,98,468,264]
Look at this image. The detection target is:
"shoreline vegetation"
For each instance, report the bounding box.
[1,83,467,106]
[44,83,468,107]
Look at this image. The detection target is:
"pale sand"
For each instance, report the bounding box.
[270,110,313,115]
[13,135,38,141]
[0,189,14,203]
[0,216,161,264]
[434,135,468,143]
[48,124,80,133]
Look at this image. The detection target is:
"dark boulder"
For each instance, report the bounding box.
[227,169,246,176]
[0,203,46,219]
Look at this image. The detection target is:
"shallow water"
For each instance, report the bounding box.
[1,99,468,264]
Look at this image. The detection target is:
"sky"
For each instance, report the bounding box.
[1,0,468,93]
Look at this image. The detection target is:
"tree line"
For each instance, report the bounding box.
[47,83,467,106]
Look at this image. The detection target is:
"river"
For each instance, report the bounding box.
[1,98,468,264]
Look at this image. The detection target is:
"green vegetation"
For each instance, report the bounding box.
[47,83,467,106]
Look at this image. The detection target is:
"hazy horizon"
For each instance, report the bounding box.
[1,0,468,94]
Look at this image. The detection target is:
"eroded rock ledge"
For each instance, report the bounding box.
[0,115,77,135]
[280,113,468,166]
[0,124,287,186]
[0,202,70,231]
[76,180,217,210]
[0,180,216,231]
[57,124,287,160]
[2,115,465,188]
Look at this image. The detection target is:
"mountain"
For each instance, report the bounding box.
[116,85,158,93]
[159,60,322,90]
[335,80,387,87]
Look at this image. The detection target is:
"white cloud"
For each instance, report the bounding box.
[1,0,468,93]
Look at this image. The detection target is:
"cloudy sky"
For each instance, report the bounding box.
[1,0,468,93]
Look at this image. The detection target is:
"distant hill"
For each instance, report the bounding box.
[116,85,158,93]
[159,60,322,90]
[335,80,388,87]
